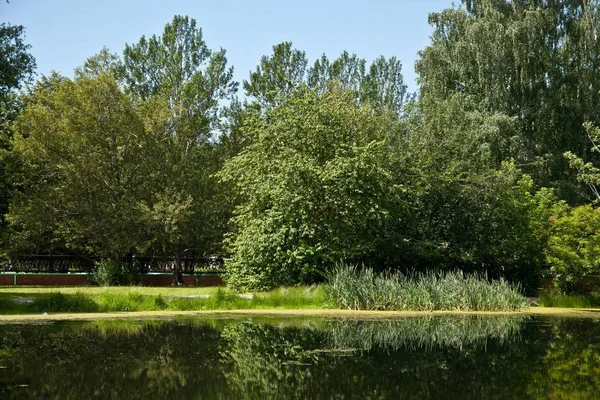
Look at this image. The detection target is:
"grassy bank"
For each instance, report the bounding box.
[0,266,532,314]
[539,291,600,308]
[0,286,329,314]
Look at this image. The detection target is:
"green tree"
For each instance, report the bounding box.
[122,15,238,282]
[7,74,158,259]
[416,0,600,201]
[545,204,600,293]
[0,23,36,240]
[219,88,401,290]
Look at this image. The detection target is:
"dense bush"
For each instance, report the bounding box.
[545,205,600,293]
[90,259,139,286]
[220,89,401,291]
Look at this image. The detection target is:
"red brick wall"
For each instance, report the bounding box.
[16,275,90,286]
[138,274,223,287]
[0,275,14,285]
[139,275,175,286]
[198,276,224,287]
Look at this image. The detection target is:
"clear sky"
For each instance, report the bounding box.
[2,0,455,94]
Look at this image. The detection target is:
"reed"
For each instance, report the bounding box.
[326,264,528,311]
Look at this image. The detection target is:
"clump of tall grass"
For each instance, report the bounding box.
[539,291,600,308]
[326,264,528,311]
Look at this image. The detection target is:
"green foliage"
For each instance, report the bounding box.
[539,291,600,308]
[385,97,553,292]
[7,73,158,256]
[326,264,528,311]
[244,42,410,115]
[220,88,401,290]
[0,24,36,96]
[416,0,600,201]
[0,23,36,239]
[90,259,139,286]
[545,204,600,293]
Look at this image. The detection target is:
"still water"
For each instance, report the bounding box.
[0,314,599,399]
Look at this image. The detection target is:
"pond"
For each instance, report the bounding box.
[0,314,599,399]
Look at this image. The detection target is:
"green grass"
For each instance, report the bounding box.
[0,286,329,314]
[539,291,600,308]
[326,265,528,311]
[0,286,224,296]
[0,267,529,314]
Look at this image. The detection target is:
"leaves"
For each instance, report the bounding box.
[220,88,401,290]
[8,74,157,256]
[416,0,600,200]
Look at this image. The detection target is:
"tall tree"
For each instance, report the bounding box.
[245,42,410,116]
[219,88,401,290]
[122,15,238,283]
[0,23,36,242]
[7,74,159,258]
[416,0,600,202]
[243,42,308,109]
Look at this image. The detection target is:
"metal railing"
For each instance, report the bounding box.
[0,255,225,274]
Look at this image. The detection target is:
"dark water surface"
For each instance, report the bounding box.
[0,314,599,399]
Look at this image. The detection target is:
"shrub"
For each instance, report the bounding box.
[545,205,600,293]
[220,89,399,291]
[90,259,139,286]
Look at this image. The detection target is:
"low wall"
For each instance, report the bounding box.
[0,273,224,287]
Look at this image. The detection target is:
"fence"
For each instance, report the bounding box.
[0,255,225,274]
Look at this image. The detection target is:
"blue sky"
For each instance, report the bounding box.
[2,0,454,94]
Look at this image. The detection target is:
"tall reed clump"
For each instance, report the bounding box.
[326,264,528,311]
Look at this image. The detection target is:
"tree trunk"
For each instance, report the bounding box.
[172,244,184,286]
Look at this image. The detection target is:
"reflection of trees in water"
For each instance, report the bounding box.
[0,320,227,399]
[219,315,532,399]
[220,322,326,398]
[527,318,600,399]
[1,316,599,399]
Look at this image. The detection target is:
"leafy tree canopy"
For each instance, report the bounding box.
[416,0,600,202]
[219,87,402,290]
[7,73,159,257]
[244,42,411,116]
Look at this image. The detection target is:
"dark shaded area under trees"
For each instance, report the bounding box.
[2,1,600,294]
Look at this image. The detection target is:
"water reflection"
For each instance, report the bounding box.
[0,315,598,399]
[327,315,525,351]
